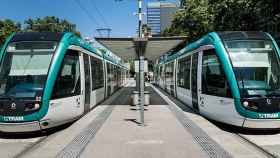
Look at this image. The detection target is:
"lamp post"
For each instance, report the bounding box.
[115,0,145,126]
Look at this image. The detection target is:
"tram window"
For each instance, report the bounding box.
[107,63,111,82]
[177,59,184,87]
[165,62,174,85]
[114,65,117,82]
[107,63,114,83]
[160,66,164,80]
[202,49,231,98]
[84,54,91,93]
[52,50,80,99]
[113,65,116,82]
[177,56,191,89]
[159,66,162,80]
[164,64,169,80]
[90,57,104,90]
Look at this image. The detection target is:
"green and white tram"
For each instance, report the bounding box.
[155,31,280,128]
[0,32,128,132]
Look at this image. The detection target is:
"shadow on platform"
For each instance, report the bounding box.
[107,86,168,105]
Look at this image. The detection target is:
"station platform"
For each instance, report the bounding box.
[14,79,274,158]
[79,84,208,158]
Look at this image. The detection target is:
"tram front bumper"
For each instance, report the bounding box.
[0,121,41,133]
[243,118,280,129]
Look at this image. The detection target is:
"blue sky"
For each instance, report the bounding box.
[0,0,178,38]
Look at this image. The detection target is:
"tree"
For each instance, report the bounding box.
[180,0,187,8]
[0,19,21,48]
[0,16,82,48]
[24,16,81,37]
[165,0,280,42]
[163,0,214,42]
[253,0,280,33]
[209,0,259,31]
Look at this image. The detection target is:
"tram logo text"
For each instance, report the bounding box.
[259,113,278,119]
[10,103,16,110]
[3,116,24,121]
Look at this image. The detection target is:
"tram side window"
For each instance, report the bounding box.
[107,63,111,82]
[52,50,80,99]
[165,62,174,85]
[177,56,191,89]
[90,57,104,90]
[113,65,117,83]
[202,49,231,98]
[117,67,121,86]
[158,66,162,80]
[165,64,169,81]
[160,66,164,80]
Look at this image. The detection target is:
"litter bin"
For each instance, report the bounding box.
[132,91,150,105]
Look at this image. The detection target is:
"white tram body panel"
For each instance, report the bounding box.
[0,32,128,132]
[161,45,246,127]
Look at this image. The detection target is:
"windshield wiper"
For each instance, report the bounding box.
[0,94,14,100]
[266,90,280,97]
[236,68,246,97]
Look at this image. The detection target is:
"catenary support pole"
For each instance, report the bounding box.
[137,0,145,126]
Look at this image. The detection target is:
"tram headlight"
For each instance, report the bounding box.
[243,101,249,107]
[24,102,40,112]
[242,100,258,111]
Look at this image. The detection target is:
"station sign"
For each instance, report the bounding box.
[134,60,148,72]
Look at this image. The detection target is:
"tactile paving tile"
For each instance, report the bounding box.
[152,85,233,158]
[55,105,114,158]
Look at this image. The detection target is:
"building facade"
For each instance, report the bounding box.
[147,2,177,36]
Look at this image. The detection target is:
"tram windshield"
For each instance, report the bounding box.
[225,40,280,98]
[0,41,57,98]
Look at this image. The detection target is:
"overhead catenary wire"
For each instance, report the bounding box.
[89,0,110,28]
[73,0,102,28]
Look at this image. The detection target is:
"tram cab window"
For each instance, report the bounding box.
[52,50,81,99]
[177,56,191,89]
[202,49,231,98]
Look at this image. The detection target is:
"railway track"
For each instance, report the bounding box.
[13,135,48,158]
[3,83,279,158]
[235,134,278,158]
[152,83,280,158]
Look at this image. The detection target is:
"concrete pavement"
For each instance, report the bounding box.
[79,86,208,158]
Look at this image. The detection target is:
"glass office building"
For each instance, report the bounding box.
[147,2,177,36]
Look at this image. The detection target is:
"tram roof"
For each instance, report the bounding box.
[217,31,271,41]
[158,31,273,64]
[95,37,187,62]
[10,32,65,42]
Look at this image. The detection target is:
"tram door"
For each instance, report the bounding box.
[197,49,233,118]
[83,54,91,113]
[50,50,84,121]
[191,53,199,111]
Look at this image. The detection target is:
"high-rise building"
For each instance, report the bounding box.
[146,2,177,36]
